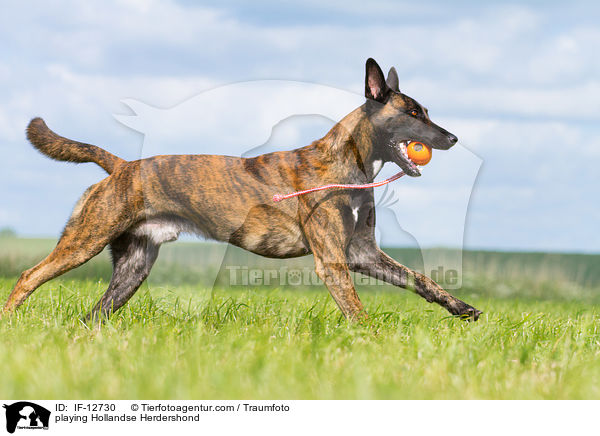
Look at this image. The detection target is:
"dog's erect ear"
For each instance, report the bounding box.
[386,67,399,92]
[365,58,390,102]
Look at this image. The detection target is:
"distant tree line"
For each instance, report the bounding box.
[0,227,17,238]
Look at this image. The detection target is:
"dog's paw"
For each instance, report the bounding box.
[452,301,482,322]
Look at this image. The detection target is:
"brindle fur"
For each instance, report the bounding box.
[2,59,481,322]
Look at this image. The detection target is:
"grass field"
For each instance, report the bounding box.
[0,236,599,399]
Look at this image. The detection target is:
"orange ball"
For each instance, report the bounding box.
[407,141,432,165]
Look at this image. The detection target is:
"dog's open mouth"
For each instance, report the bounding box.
[390,140,422,177]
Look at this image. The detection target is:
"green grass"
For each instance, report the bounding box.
[0,238,599,399]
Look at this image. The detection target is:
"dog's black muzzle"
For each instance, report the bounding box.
[429,128,458,150]
[385,120,458,176]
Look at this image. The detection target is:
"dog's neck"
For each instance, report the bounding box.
[312,105,383,182]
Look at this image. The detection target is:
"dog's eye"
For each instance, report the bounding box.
[410,110,418,117]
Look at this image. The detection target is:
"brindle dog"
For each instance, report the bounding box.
[2,58,481,322]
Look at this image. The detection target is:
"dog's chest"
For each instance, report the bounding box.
[347,191,374,229]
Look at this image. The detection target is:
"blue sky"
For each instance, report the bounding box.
[0,0,598,252]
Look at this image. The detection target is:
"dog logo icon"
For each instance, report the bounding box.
[3,402,50,433]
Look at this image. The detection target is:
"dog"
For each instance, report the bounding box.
[2,58,481,322]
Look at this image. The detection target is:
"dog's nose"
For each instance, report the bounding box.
[447,133,458,145]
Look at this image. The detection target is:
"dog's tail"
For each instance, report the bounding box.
[26,117,126,174]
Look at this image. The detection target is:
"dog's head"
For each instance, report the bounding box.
[364,58,458,177]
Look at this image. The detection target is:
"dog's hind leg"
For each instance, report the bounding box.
[85,232,160,322]
[1,178,138,316]
[1,222,119,316]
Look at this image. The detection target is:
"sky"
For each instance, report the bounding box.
[0,0,598,253]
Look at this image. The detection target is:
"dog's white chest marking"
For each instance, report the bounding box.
[372,160,383,177]
[352,207,359,223]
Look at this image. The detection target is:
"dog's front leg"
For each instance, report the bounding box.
[348,240,482,320]
[301,203,366,321]
[313,254,366,321]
